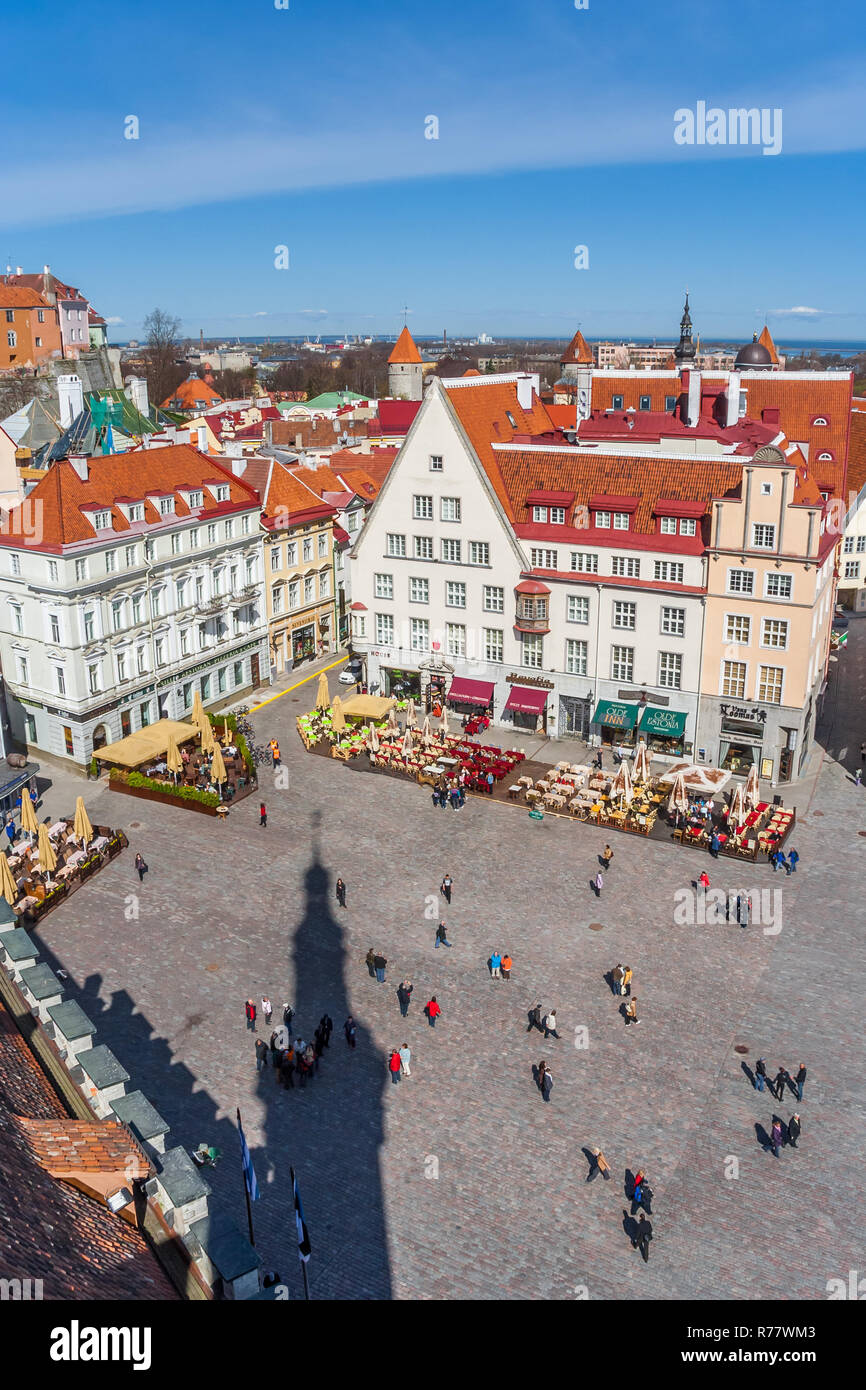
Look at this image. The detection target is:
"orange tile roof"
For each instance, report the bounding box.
[444,381,555,522]
[0,285,50,308]
[262,458,335,527]
[847,408,866,498]
[18,1116,151,1180]
[739,374,852,493]
[545,404,577,429]
[387,326,423,364]
[758,324,780,365]
[561,329,592,365]
[591,376,677,412]
[0,444,260,550]
[162,376,224,409]
[336,452,398,493]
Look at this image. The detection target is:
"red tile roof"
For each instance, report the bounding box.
[163,377,224,409]
[376,399,421,434]
[0,285,50,309]
[561,329,592,365]
[444,380,555,522]
[848,407,866,499]
[545,404,577,429]
[18,1116,151,1180]
[0,444,260,550]
[387,326,423,364]
[261,459,335,528]
[758,324,780,365]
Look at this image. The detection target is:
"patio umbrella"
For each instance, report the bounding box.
[199,717,216,756]
[439,703,449,737]
[222,718,232,747]
[401,726,413,757]
[20,792,39,841]
[331,695,346,735]
[210,743,227,790]
[405,698,417,728]
[316,670,330,709]
[0,852,16,905]
[191,688,205,725]
[369,722,380,753]
[421,715,432,745]
[744,762,760,810]
[633,740,650,783]
[387,704,398,731]
[166,734,183,782]
[611,759,633,806]
[37,823,57,881]
[659,762,731,795]
[73,796,93,847]
[667,772,688,817]
[728,782,745,828]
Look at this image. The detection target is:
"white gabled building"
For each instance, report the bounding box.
[0,444,269,767]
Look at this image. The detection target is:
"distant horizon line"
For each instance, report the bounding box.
[110,334,866,351]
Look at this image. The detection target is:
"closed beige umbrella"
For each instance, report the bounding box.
[633,740,650,784]
[199,717,215,756]
[316,670,330,710]
[0,852,17,906]
[210,743,227,789]
[401,726,413,757]
[439,704,449,737]
[745,762,760,810]
[37,823,57,881]
[421,715,432,746]
[20,792,39,840]
[166,734,183,781]
[667,772,688,817]
[729,782,745,828]
[611,758,633,806]
[387,703,398,731]
[191,688,205,725]
[405,698,417,728]
[73,796,93,847]
[331,695,346,734]
[369,722,380,753]
[222,719,232,747]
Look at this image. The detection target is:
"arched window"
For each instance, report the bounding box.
[810,416,829,427]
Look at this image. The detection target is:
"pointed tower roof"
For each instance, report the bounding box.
[561,329,592,365]
[388,326,423,365]
[674,292,696,362]
[758,324,780,365]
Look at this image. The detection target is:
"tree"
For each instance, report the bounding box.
[142,308,183,407]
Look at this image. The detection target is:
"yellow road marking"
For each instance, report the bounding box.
[249,657,345,713]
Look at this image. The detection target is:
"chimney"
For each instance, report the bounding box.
[43,264,50,275]
[761,406,780,428]
[197,425,208,451]
[515,375,536,411]
[127,376,149,418]
[681,369,701,428]
[15,266,22,275]
[67,455,89,482]
[725,371,740,428]
[58,374,84,429]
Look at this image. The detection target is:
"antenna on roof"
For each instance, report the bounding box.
[401,302,410,327]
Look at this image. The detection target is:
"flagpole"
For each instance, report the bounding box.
[290,1166,311,1301]
[237,1107,256,1246]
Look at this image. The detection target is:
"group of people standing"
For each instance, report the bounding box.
[754,1059,806,1158]
[249,1002,336,1089]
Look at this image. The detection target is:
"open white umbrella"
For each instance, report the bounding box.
[633,740,650,784]
[667,772,688,817]
[744,762,760,810]
[611,758,633,806]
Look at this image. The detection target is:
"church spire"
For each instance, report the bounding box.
[674,291,696,363]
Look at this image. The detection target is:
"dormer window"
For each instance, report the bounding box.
[93,509,112,530]
[816,452,833,462]
[159,496,175,516]
[811,416,829,427]
[595,511,611,528]
[550,507,565,524]
[639,396,651,411]
[660,517,677,535]
[213,483,230,502]
[532,506,548,523]
[128,502,145,522]
[188,489,204,508]
[611,395,623,410]
[612,512,629,530]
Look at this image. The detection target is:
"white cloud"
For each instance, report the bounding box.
[105,315,124,324]
[771,306,830,317]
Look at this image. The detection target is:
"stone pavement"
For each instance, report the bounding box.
[25,629,866,1300]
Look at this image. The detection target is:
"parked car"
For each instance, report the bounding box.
[338,663,363,685]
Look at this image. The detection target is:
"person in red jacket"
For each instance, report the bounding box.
[425,996,442,1028]
[245,999,257,1032]
[388,1050,402,1085]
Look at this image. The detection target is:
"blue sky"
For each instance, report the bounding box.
[2,0,865,341]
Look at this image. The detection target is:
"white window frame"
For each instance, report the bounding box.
[660,606,685,637]
[413,495,433,520]
[565,638,588,676]
[409,577,429,604]
[727,568,755,596]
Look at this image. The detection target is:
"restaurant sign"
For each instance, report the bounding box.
[639,706,687,738]
[505,673,555,690]
[719,703,767,722]
[592,699,639,730]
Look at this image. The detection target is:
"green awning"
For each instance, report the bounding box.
[639,706,687,739]
[592,700,639,730]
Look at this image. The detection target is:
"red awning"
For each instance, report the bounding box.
[504,685,548,715]
[446,677,494,707]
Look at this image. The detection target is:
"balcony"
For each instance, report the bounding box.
[514,580,550,635]
[513,612,550,635]
[196,597,225,618]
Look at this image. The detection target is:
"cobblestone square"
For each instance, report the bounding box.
[28,629,866,1301]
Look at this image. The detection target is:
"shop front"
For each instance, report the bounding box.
[504,683,548,733]
[637,704,688,757]
[591,699,639,748]
[291,621,316,665]
[718,714,767,776]
[382,667,422,700]
[446,677,495,717]
[559,694,591,739]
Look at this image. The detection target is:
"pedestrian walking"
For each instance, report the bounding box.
[543,1008,560,1039]
[501,953,513,980]
[255,1038,268,1072]
[134,852,148,882]
[773,1066,789,1101]
[698,870,710,890]
[755,1057,767,1092]
[435,922,452,949]
[795,1063,807,1101]
[336,877,347,909]
[787,848,800,873]
[365,948,376,978]
[624,997,640,1026]
[490,950,502,978]
[388,1049,402,1086]
[770,848,781,871]
[736,892,752,928]
[270,740,282,768]
[788,1113,801,1148]
[260,802,267,827]
[594,871,603,897]
[602,844,614,870]
[397,979,413,1017]
[527,1001,543,1033]
[320,1014,333,1048]
[283,1003,294,1038]
[373,951,387,983]
[538,1061,553,1102]
[777,850,788,874]
[622,967,633,997]
[245,999,257,1032]
[399,1043,411,1077]
[440,874,453,904]
[770,1118,783,1158]
[262,996,273,1026]
[587,1147,611,1182]
[634,1214,653,1263]
[425,996,441,1028]
[344,1016,357,1048]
